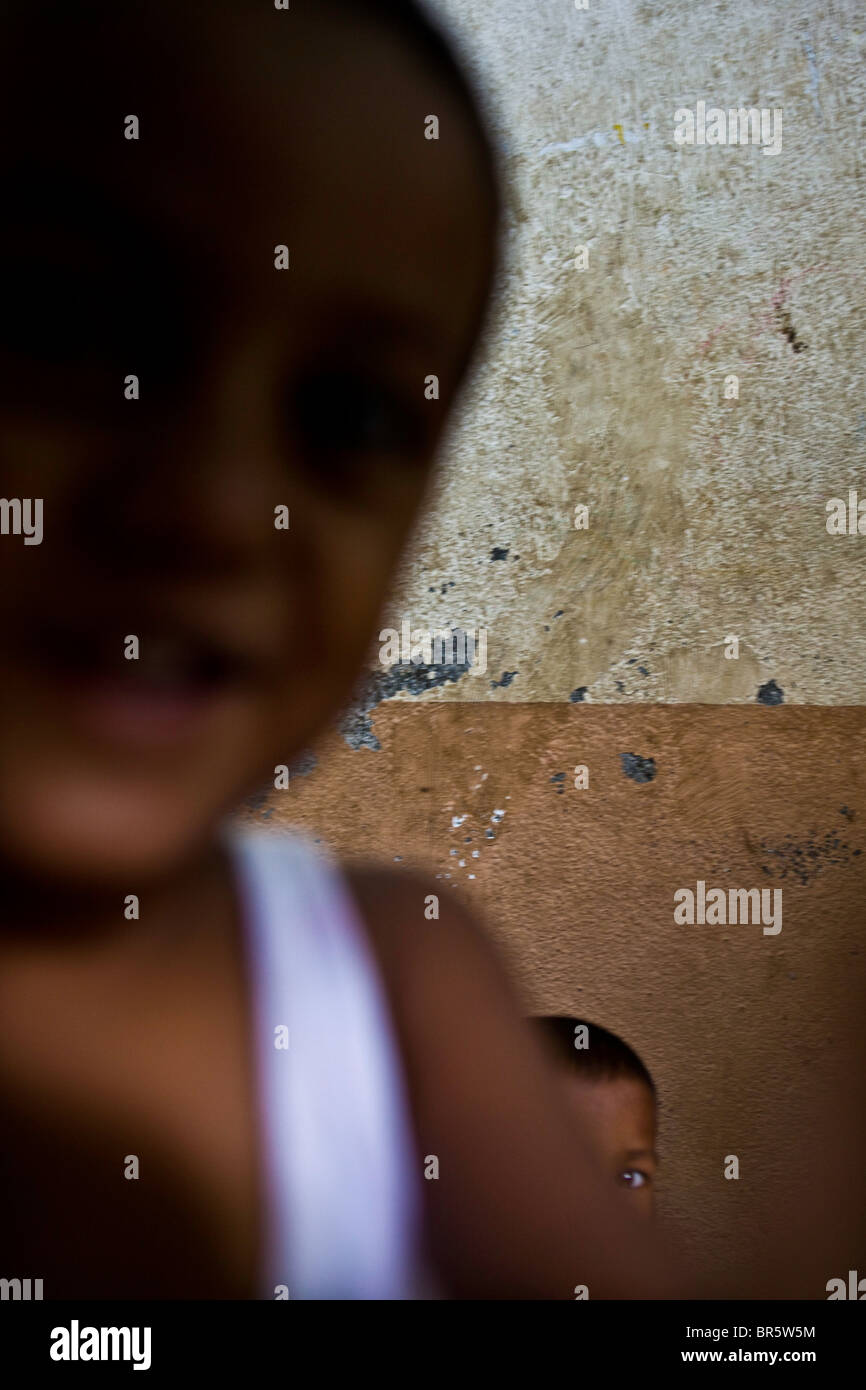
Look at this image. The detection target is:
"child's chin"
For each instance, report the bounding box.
[0,776,219,889]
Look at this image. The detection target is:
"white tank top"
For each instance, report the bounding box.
[226,825,427,1299]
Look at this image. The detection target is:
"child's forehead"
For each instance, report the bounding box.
[565,1072,657,1125]
[5,5,492,352]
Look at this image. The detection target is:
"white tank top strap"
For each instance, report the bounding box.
[226,825,423,1299]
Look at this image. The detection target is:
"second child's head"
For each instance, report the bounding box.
[0,0,500,890]
[533,1017,659,1216]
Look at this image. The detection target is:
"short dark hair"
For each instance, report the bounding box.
[533,1016,656,1095]
[2,0,503,373]
[334,0,503,345]
[3,0,502,226]
[343,2,500,184]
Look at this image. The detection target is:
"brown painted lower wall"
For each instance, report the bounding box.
[238,705,866,1296]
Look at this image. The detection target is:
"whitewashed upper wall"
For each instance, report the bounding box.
[383,0,866,703]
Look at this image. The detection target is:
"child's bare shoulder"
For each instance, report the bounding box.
[343,863,517,1023]
[342,860,536,1133]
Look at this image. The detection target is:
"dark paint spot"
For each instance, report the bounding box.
[490,547,509,561]
[570,687,588,703]
[490,670,518,689]
[620,752,657,784]
[760,829,862,885]
[638,665,649,676]
[775,307,808,353]
[757,679,784,705]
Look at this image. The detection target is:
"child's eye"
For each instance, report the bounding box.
[290,368,426,463]
[618,1169,650,1189]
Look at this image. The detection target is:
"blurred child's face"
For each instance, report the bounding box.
[0,4,494,886]
[559,1075,658,1217]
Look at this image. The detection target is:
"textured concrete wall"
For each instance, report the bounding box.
[241,0,866,1293]
[382,0,866,705]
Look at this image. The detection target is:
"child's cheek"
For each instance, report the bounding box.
[262,495,424,756]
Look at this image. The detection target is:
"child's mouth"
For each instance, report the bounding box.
[13,617,259,747]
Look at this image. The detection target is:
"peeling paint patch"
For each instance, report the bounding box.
[339,703,384,752]
[339,645,474,748]
[760,829,861,885]
[620,752,657,784]
[757,680,784,706]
